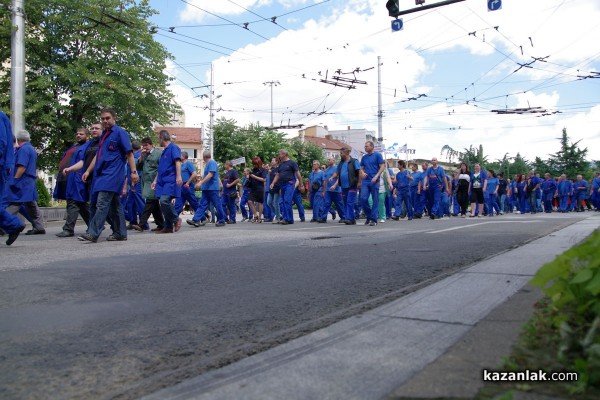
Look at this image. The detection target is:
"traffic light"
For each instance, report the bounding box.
[386,0,400,17]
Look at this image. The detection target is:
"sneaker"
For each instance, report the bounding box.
[369,221,377,226]
[77,233,97,243]
[364,219,371,225]
[391,216,399,221]
[461,214,466,218]
[6,225,25,246]
[227,220,237,224]
[174,218,182,232]
[344,220,356,225]
[151,227,164,232]
[338,219,347,224]
[379,219,385,223]
[300,218,305,222]
[280,220,289,225]
[272,220,279,224]
[155,228,174,234]
[317,219,326,223]
[131,224,144,232]
[332,213,336,220]
[106,234,127,241]
[215,222,226,227]
[56,231,74,238]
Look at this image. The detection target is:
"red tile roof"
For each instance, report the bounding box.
[154,127,202,144]
[302,136,349,151]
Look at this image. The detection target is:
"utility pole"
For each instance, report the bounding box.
[263,80,280,128]
[209,64,214,160]
[11,0,26,132]
[377,56,383,144]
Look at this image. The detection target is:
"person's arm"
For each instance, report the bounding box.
[322,175,327,197]
[270,173,279,189]
[176,160,183,186]
[122,177,128,197]
[185,171,197,188]
[227,176,240,188]
[198,171,214,187]
[13,165,26,179]
[127,151,139,186]
[483,179,488,193]
[82,155,96,183]
[63,160,84,175]
[372,162,386,184]
[295,170,305,193]
[385,170,393,191]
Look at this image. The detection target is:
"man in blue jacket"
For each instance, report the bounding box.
[79,108,138,243]
[0,111,25,245]
[153,130,183,233]
[56,128,92,237]
[573,175,588,212]
[6,129,46,235]
[359,141,386,226]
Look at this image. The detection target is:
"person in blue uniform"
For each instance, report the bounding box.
[484,169,500,216]
[525,172,541,214]
[222,160,240,223]
[591,171,600,211]
[423,157,448,220]
[174,151,199,217]
[292,179,306,222]
[515,174,528,213]
[497,173,507,214]
[359,141,385,226]
[540,172,557,213]
[440,174,452,217]
[556,174,571,213]
[6,129,46,234]
[392,160,413,220]
[573,175,588,212]
[187,151,226,227]
[55,128,92,237]
[328,147,360,225]
[270,149,304,225]
[0,111,25,245]
[308,160,326,222]
[153,130,183,233]
[409,163,423,218]
[451,172,460,216]
[79,108,138,243]
[266,158,280,223]
[240,168,253,221]
[321,157,345,223]
[124,141,145,229]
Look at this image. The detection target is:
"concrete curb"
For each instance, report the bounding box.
[143,216,599,400]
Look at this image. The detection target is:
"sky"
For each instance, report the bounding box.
[148,0,600,164]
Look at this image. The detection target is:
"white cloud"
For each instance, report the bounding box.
[168,0,600,162]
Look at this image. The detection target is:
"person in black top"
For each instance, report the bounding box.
[248,156,266,223]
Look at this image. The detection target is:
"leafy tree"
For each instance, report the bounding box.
[286,138,325,178]
[531,156,551,176]
[509,152,530,176]
[36,178,51,207]
[461,144,488,170]
[0,0,178,170]
[547,128,589,179]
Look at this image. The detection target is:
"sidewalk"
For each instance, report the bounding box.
[143,216,597,400]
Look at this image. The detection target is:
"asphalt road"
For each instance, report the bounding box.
[0,212,592,399]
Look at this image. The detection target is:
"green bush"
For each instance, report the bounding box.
[36,178,51,207]
[529,229,600,392]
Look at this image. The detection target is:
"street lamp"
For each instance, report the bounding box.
[263,80,280,128]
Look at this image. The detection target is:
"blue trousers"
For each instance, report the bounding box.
[175,185,199,215]
[360,180,379,222]
[193,190,225,223]
[88,191,127,239]
[292,189,305,220]
[394,189,413,219]
[310,190,324,221]
[221,192,237,221]
[528,192,538,214]
[486,193,500,215]
[322,191,344,221]
[542,192,554,212]
[342,187,357,222]
[267,192,281,221]
[126,188,145,224]
[240,189,253,219]
[0,169,24,233]
[280,182,295,223]
[427,185,443,218]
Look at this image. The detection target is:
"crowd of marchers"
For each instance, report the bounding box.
[1,109,600,246]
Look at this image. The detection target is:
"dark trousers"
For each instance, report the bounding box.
[139,198,164,229]
[63,199,90,234]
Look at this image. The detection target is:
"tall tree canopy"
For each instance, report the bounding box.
[0,0,178,169]
[547,128,589,178]
[212,118,325,177]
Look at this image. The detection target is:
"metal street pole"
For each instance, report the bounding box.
[263,80,280,128]
[11,0,26,132]
[209,64,214,160]
[377,56,383,143]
